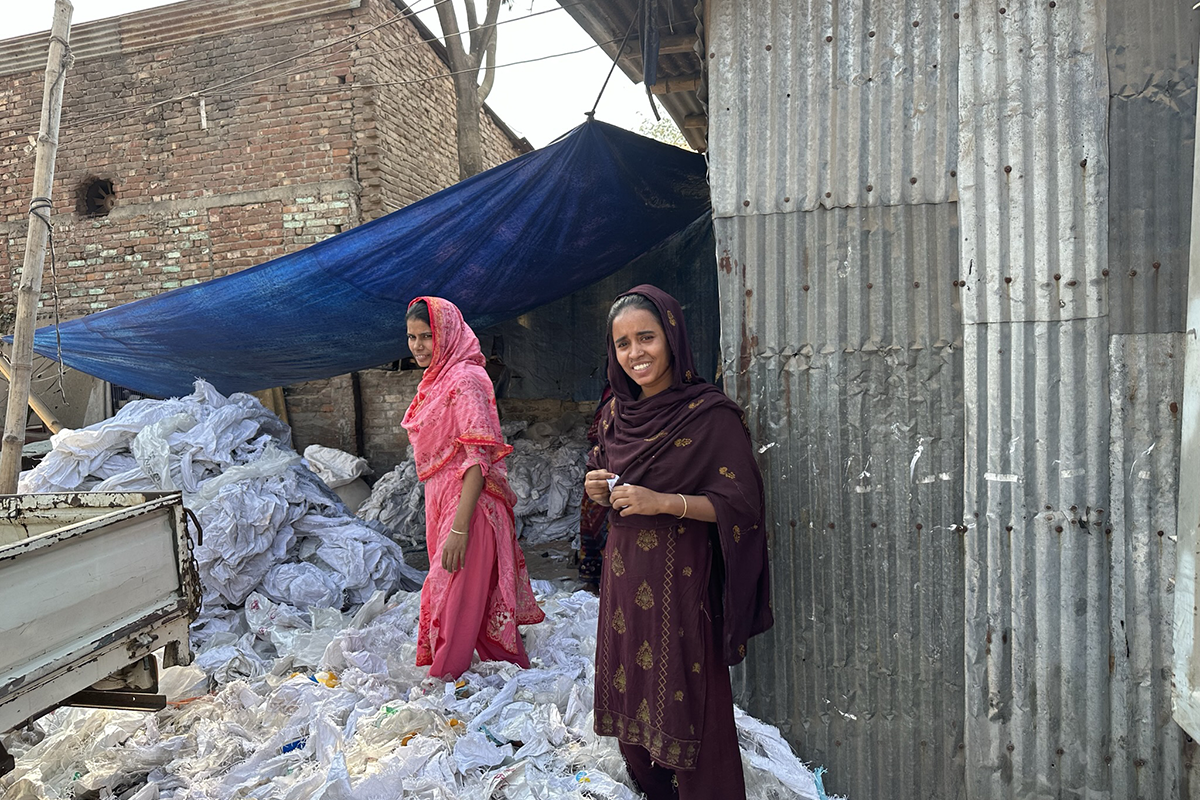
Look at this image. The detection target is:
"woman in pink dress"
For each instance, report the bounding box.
[402,297,544,680]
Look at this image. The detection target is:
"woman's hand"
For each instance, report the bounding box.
[609,484,668,517]
[585,469,616,506]
[442,529,468,573]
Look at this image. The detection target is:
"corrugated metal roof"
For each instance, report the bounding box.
[0,0,362,78]
[716,202,967,800]
[708,0,959,218]
[555,0,709,152]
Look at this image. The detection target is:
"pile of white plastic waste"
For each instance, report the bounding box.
[5,382,837,800]
[0,582,829,800]
[358,417,589,547]
[16,380,423,629]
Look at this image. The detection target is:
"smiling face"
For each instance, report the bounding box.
[407,318,434,368]
[611,307,673,398]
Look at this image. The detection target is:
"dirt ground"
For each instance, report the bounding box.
[401,538,585,587]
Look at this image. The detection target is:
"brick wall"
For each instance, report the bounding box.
[0,0,527,476]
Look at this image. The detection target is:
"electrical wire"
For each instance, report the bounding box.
[216,37,620,98]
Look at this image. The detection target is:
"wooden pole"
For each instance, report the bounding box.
[0,0,74,493]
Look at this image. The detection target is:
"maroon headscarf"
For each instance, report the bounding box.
[595,284,773,665]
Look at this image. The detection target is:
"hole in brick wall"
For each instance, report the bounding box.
[337,74,347,84]
[78,177,116,216]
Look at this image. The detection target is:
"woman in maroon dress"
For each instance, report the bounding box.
[583,285,773,800]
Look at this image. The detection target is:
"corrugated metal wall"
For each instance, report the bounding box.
[709,3,965,798]
[708,1,1200,799]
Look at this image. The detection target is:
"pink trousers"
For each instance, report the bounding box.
[427,523,530,679]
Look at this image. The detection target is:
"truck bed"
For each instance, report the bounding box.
[0,492,199,734]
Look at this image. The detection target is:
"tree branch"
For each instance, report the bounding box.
[475,0,504,58]
[434,0,470,68]
[477,30,497,103]
[465,0,481,53]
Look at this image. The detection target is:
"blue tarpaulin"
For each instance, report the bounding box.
[26,121,709,398]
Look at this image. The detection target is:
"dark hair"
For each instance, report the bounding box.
[607,293,662,332]
[406,299,430,325]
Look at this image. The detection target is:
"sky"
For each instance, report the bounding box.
[2,0,664,148]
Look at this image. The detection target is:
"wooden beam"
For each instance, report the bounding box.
[0,359,63,434]
[625,33,698,56]
[682,114,708,129]
[649,73,702,95]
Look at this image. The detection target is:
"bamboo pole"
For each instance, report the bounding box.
[0,359,63,434]
[0,0,74,493]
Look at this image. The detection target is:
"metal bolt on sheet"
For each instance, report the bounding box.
[1004,165,1012,174]
[1153,261,1161,269]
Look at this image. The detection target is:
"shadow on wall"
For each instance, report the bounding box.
[478,214,719,404]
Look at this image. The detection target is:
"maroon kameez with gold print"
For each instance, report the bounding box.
[589,285,773,783]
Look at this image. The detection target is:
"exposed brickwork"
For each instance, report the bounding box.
[0,0,525,473]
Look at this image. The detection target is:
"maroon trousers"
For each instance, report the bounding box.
[618,613,746,800]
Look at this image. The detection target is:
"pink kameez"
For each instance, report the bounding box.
[401,297,544,680]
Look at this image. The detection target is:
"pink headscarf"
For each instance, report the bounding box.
[401,297,516,507]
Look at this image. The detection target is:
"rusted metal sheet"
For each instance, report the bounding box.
[0,0,363,77]
[716,203,967,800]
[708,0,958,217]
[0,492,196,732]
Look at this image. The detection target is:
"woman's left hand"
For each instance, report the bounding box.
[609,484,668,517]
[442,529,468,573]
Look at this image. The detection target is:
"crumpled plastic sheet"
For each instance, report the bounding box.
[304,445,371,490]
[358,418,590,547]
[1,584,836,800]
[16,379,424,627]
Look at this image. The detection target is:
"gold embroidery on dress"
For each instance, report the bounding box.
[637,699,651,724]
[678,626,684,637]
[613,664,627,693]
[612,607,627,634]
[682,566,692,577]
[674,437,692,447]
[719,466,737,480]
[637,529,659,551]
[674,690,684,701]
[667,310,677,327]
[611,550,625,576]
[601,713,613,730]
[685,369,692,380]
[692,662,701,674]
[733,524,742,543]
[688,398,706,409]
[677,524,685,534]
[667,742,682,761]
[739,644,746,657]
[637,641,653,670]
[635,581,654,610]
[644,430,667,442]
